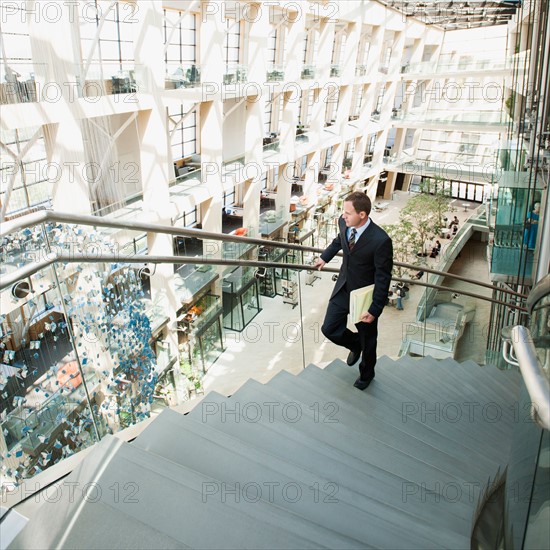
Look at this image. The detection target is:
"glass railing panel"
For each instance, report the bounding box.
[529,292,550,370]
[223,65,247,85]
[266,65,285,82]
[0,258,104,484]
[401,110,511,126]
[263,139,280,155]
[301,65,316,79]
[165,63,201,89]
[522,429,550,548]
[504,379,546,550]
[1,210,534,495]
[0,76,38,105]
[330,64,341,77]
[169,167,203,190]
[82,63,140,97]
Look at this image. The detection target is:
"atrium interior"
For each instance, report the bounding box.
[0,1,548,548]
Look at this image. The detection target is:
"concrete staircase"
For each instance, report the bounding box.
[8,356,521,549]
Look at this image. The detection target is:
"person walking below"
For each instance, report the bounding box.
[314,192,393,390]
[396,288,404,310]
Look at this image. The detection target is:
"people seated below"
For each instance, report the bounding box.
[448,216,459,229]
[429,240,442,258]
[452,223,458,236]
[411,270,425,280]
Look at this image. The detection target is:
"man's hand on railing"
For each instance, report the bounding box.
[313,258,326,270]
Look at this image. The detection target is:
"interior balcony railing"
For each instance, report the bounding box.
[266,65,285,82]
[165,64,201,89]
[0,209,538,497]
[223,65,247,85]
[398,110,511,127]
[401,55,516,75]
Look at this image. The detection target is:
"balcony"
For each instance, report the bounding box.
[355,64,367,77]
[82,65,138,97]
[301,65,316,79]
[266,65,285,82]
[223,65,247,85]
[330,64,341,77]
[165,64,201,89]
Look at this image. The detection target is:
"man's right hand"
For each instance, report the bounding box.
[314,258,326,270]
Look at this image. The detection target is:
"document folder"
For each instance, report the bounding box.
[350,284,375,324]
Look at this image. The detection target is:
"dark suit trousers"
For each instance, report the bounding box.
[321,287,378,380]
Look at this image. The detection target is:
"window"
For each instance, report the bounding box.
[331,30,347,67]
[267,28,277,66]
[368,133,377,153]
[299,90,315,126]
[0,3,35,103]
[223,190,235,207]
[324,146,334,167]
[302,29,318,64]
[169,107,197,161]
[80,0,137,78]
[344,141,355,158]
[163,9,196,71]
[356,33,370,67]
[374,86,385,112]
[352,86,364,117]
[175,207,198,227]
[225,18,241,67]
[0,128,50,216]
[264,100,273,135]
[325,87,340,124]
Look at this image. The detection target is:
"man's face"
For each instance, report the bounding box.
[342,201,367,227]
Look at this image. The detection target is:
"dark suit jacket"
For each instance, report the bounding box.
[320,216,393,318]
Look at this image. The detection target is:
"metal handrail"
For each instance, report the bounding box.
[0,210,529,302]
[510,325,550,430]
[0,251,528,311]
[526,273,550,314]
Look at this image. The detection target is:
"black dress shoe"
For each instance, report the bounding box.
[346,348,361,366]
[353,374,375,390]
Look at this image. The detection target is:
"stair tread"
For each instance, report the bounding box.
[301,364,512,474]
[220,375,487,523]
[134,408,446,549]
[367,359,518,448]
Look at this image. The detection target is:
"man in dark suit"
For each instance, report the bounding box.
[314,192,393,390]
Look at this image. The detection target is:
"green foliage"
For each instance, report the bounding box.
[400,193,444,256]
[382,220,414,276]
[419,177,452,230]
[180,355,203,392]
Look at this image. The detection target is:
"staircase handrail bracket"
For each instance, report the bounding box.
[510,325,550,430]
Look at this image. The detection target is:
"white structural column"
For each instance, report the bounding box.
[200,1,224,84]
[133,1,177,349]
[381,28,405,198]
[242,6,269,236]
[27,1,90,214]
[343,21,361,82]
[199,3,224,240]
[317,18,336,81]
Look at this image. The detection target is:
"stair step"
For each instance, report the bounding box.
[135,407,433,549]
[8,436,183,550]
[372,360,516,455]
[181,384,473,546]
[304,364,506,480]
[343,358,516,466]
